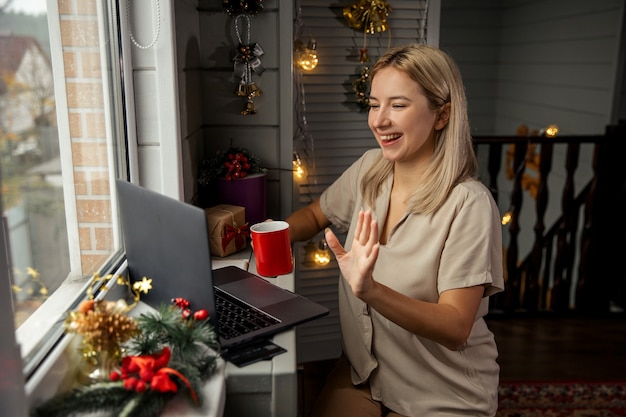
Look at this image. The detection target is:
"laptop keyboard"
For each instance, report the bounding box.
[214,287,281,340]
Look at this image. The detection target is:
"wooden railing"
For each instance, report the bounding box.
[473,121,626,315]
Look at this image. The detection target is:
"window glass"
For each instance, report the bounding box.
[1,0,127,372]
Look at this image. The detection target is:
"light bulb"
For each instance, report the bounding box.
[297,39,318,71]
[542,124,559,138]
[292,152,306,179]
[501,211,512,226]
[314,239,331,266]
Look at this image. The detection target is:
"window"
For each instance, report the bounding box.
[1,0,128,376]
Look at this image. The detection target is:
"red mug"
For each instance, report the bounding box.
[250,221,293,277]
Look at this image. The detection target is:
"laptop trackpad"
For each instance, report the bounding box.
[218,279,293,307]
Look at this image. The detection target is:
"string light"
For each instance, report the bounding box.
[314,239,331,266]
[540,124,559,138]
[293,151,306,179]
[294,4,329,268]
[292,6,317,189]
[295,39,319,71]
[301,238,332,267]
[293,6,319,72]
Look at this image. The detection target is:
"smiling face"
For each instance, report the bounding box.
[368,66,449,170]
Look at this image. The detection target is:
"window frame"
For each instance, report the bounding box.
[4,0,130,380]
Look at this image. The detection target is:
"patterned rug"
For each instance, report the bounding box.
[497,381,626,417]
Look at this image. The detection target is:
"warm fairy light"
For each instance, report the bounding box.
[295,39,319,71]
[293,152,306,179]
[314,239,331,266]
[541,124,559,138]
[501,211,512,226]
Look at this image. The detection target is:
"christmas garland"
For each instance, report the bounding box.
[30,301,220,417]
[222,0,264,16]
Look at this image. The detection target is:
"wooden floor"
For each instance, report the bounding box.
[297,315,626,417]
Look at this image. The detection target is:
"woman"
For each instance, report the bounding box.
[286,44,504,416]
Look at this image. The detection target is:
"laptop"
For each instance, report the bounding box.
[115,179,329,365]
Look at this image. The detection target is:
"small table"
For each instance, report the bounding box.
[213,249,297,417]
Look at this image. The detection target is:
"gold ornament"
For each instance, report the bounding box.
[235,81,248,97]
[247,82,262,97]
[66,298,139,384]
[241,99,257,115]
[343,0,392,35]
[353,65,370,110]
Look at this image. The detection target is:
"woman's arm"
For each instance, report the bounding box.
[285,198,331,243]
[325,209,485,351]
[362,283,485,351]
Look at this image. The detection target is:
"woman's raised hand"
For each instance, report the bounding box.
[325,209,379,299]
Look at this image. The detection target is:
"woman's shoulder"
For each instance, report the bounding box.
[450,178,495,203]
[343,148,382,176]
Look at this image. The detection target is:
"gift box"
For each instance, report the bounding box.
[205,204,249,257]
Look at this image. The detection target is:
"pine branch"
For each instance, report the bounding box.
[30,382,132,417]
[119,391,170,417]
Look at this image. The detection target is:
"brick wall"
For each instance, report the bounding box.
[58,0,113,274]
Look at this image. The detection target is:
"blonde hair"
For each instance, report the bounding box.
[360,44,478,214]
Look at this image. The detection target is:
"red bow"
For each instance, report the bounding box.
[222,223,250,251]
[111,346,198,404]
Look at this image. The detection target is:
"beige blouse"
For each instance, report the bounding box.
[320,149,505,416]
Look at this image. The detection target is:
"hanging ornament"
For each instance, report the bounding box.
[232,14,264,115]
[359,48,369,63]
[344,0,393,110]
[343,0,392,35]
[353,65,370,110]
[223,0,264,16]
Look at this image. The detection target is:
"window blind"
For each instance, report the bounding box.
[294,0,431,363]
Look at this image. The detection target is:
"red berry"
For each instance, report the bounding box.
[136,380,147,393]
[171,297,190,309]
[124,377,138,390]
[193,309,209,320]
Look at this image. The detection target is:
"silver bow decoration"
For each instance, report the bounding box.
[233,42,265,79]
[232,15,264,115]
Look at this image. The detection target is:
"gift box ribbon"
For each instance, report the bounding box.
[222,223,250,252]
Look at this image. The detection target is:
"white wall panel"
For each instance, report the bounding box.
[133,71,160,145]
[138,145,163,192]
[441,0,623,136]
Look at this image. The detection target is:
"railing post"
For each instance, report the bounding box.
[505,141,527,311]
[552,142,580,312]
[526,141,552,311]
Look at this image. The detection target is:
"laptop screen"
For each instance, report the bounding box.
[115,180,219,326]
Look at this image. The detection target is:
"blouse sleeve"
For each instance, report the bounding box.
[437,182,505,297]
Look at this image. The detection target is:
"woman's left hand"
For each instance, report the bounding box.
[325,209,379,298]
